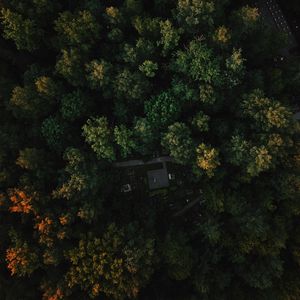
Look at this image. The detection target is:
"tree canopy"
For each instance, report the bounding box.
[0,0,300,299]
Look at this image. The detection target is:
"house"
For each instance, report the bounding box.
[147,168,169,190]
[114,156,176,191]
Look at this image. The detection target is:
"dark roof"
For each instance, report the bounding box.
[147,168,169,190]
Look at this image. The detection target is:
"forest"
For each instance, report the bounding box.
[0,0,300,299]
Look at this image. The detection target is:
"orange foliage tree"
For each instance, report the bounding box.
[8,189,34,214]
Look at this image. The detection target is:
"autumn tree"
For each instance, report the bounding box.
[0,8,43,51]
[6,231,39,277]
[66,223,156,299]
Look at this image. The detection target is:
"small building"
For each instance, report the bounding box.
[115,156,176,191]
[147,168,170,190]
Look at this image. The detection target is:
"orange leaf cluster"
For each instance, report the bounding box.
[9,189,33,214]
[43,288,64,300]
[36,217,53,234]
[6,247,29,276]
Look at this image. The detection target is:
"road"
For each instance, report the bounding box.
[257,0,297,55]
[114,156,174,168]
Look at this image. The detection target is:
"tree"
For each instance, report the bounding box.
[175,0,215,31]
[132,16,160,39]
[162,230,195,281]
[113,69,150,101]
[133,118,156,154]
[6,231,39,277]
[82,117,115,161]
[52,147,106,205]
[158,19,182,56]
[35,76,58,99]
[145,91,181,129]
[16,148,44,171]
[213,26,231,44]
[9,85,54,119]
[66,223,156,299]
[139,60,158,78]
[235,5,260,32]
[114,125,137,158]
[242,89,292,131]
[247,146,273,177]
[199,83,216,104]
[225,48,245,87]
[54,10,100,50]
[172,40,221,85]
[60,90,86,121]
[55,48,86,87]
[1,0,300,298]
[0,8,43,51]
[41,116,65,150]
[229,131,295,179]
[162,122,195,165]
[85,59,112,90]
[196,143,220,177]
[191,111,210,132]
[8,189,34,214]
[171,79,198,103]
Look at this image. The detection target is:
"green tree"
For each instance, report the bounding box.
[162,230,195,281]
[175,0,215,31]
[162,122,195,165]
[60,90,86,121]
[113,69,150,101]
[172,40,221,85]
[158,19,182,56]
[199,83,216,104]
[227,135,274,178]
[114,125,137,158]
[82,117,115,161]
[225,48,245,87]
[139,60,158,78]
[133,118,156,154]
[145,91,181,129]
[191,111,210,132]
[41,116,65,150]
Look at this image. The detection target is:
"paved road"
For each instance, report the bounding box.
[114,156,174,168]
[147,156,174,164]
[257,0,297,55]
[114,160,144,167]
